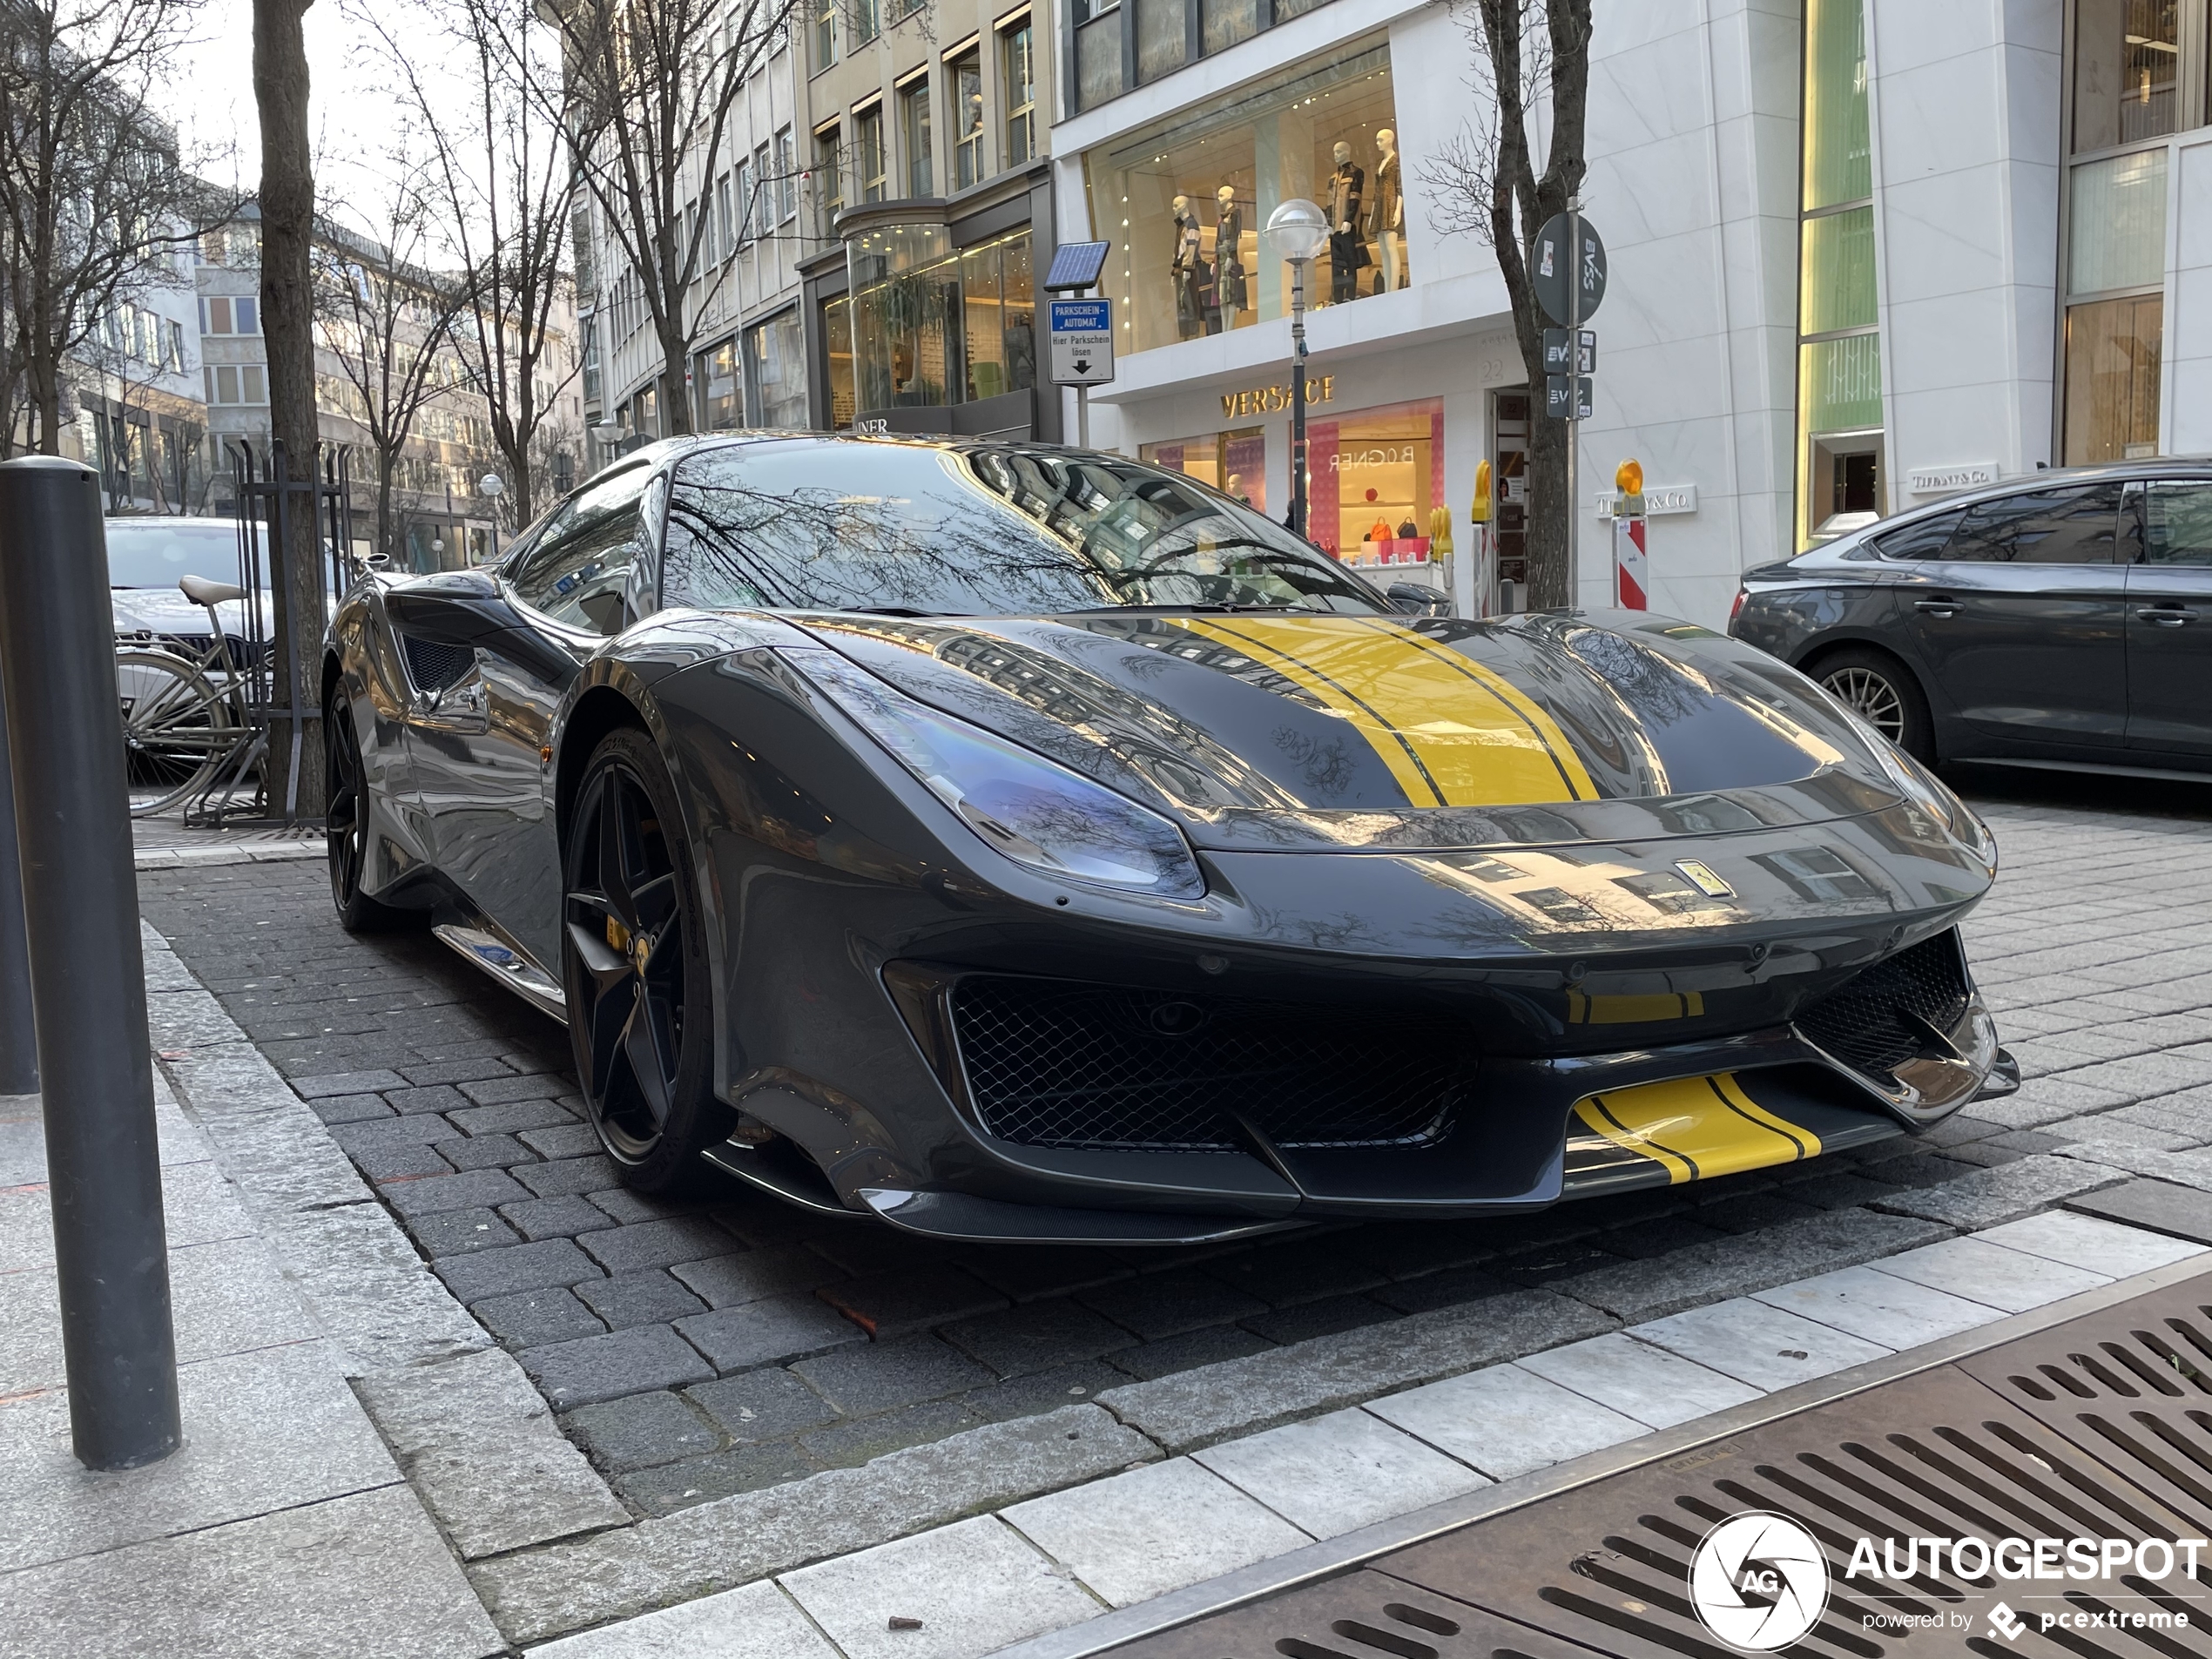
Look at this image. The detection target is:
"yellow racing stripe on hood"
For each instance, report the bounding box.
[1166,616,1595,806]
[1574,1073,1821,1185]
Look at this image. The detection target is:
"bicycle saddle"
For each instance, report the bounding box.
[179,575,248,606]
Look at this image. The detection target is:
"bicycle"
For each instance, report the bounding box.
[118,575,267,819]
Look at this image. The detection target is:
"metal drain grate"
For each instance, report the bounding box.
[1110,1271,2212,1658]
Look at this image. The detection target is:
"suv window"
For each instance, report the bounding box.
[1871,509,1968,561]
[2132,480,2212,566]
[509,465,653,633]
[1944,482,2122,564]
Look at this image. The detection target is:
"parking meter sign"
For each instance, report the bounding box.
[1049,300,1115,386]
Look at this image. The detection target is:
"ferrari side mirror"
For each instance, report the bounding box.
[1387,582,1449,617]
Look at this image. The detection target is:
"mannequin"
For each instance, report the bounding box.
[1171,195,1205,339]
[1371,128,1406,293]
[1213,185,1246,328]
[1327,142,1367,305]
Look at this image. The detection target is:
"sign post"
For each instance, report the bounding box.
[1533,206,1608,596]
[1609,456,1649,610]
[1043,240,1116,451]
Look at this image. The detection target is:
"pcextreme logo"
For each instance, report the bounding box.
[1687,1512,2208,1650]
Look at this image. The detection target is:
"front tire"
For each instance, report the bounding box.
[562,727,726,1191]
[1809,646,1936,765]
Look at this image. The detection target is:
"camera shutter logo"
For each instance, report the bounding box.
[1689,1511,1830,1651]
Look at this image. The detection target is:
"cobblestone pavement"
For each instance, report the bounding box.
[135,770,2212,1524]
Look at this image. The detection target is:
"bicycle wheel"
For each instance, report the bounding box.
[118,649,241,818]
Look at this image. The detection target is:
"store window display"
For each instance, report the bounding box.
[847,226,1037,415]
[1138,428,1266,513]
[1090,45,1402,355]
[1305,397,1442,569]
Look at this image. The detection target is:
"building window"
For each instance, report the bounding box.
[2072,0,2182,152]
[856,105,887,203]
[824,296,856,428]
[812,0,836,66]
[1134,0,1185,83]
[846,226,1035,413]
[203,363,267,405]
[900,77,933,197]
[1794,0,1883,546]
[745,308,807,428]
[952,53,985,191]
[815,125,845,235]
[201,295,260,335]
[776,127,797,222]
[716,173,735,258]
[736,155,756,245]
[753,143,773,238]
[1093,45,1396,354]
[851,0,880,46]
[700,338,740,429]
[2059,3,2185,463]
[1001,21,1035,165]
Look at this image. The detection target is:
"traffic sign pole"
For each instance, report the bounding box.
[1566,197,1581,601]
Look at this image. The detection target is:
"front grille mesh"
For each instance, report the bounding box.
[1795,927,1971,1082]
[949,976,1475,1151]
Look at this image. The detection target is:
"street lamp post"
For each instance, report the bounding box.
[1264,199,1330,543]
[479,473,505,562]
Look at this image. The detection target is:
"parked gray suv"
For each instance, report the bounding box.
[1730,462,2212,773]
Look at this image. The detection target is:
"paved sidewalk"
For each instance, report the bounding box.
[0,1077,499,1659]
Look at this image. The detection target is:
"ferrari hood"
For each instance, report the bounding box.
[790,610,1926,853]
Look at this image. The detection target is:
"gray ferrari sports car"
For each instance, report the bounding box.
[321,433,2013,1245]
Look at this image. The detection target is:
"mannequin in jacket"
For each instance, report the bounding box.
[1327,142,1366,304]
[1214,185,1246,327]
[1171,195,1205,338]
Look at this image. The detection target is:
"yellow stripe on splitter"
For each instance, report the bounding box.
[1573,1073,1815,1185]
[1166,616,1594,807]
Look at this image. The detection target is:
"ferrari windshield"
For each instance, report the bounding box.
[661,440,1392,616]
[105,521,243,590]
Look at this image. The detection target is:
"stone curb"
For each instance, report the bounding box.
[1093,1289,1614,1455]
[470,1405,1157,1645]
[132,837,325,870]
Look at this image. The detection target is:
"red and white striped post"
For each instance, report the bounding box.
[1611,457,1648,610]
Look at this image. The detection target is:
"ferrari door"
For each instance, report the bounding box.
[408,462,656,969]
[2123,477,2212,759]
[1889,480,2128,751]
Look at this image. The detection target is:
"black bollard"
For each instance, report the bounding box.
[0,456,179,1469]
[0,675,35,1095]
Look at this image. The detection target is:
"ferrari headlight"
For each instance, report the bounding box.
[786,647,1206,900]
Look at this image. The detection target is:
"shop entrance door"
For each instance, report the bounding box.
[1489,388,1529,613]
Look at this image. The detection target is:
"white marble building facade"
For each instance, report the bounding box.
[1047,0,2185,630]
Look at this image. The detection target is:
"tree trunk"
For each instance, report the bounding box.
[254,0,326,819]
[376,464,396,567]
[658,319,691,436]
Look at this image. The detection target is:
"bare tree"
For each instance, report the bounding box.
[254,0,325,812]
[0,0,230,455]
[1423,0,1593,609]
[314,175,470,564]
[544,0,798,436]
[362,0,577,528]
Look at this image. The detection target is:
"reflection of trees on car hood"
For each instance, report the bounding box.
[661,441,1388,618]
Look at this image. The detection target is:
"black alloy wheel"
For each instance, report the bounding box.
[563,727,725,1190]
[326,688,408,933]
[1811,645,1936,766]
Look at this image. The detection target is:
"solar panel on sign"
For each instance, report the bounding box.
[1043,241,1110,292]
